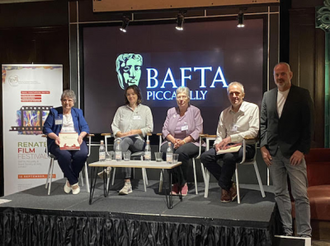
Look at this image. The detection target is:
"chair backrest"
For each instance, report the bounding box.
[42,134,51,156]
[239,138,257,165]
[158,133,206,159]
[42,133,93,157]
[102,132,152,159]
[85,134,93,157]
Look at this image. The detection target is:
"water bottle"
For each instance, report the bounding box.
[115,139,122,161]
[144,140,151,161]
[99,140,105,161]
[166,142,173,163]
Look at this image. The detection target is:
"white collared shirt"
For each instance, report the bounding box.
[214,101,259,145]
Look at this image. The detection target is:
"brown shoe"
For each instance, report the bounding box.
[230,182,237,201]
[221,189,232,203]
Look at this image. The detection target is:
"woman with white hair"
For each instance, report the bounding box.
[161,86,204,196]
[43,89,89,195]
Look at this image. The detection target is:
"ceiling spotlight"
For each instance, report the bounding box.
[176,13,184,31]
[237,11,245,28]
[120,16,130,33]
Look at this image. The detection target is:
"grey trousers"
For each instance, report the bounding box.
[269,148,312,237]
[113,136,145,179]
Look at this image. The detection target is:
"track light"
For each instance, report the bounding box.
[120,16,130,33]
[176,13,184,31]
[237,12,244,28]
[237,9,246,28]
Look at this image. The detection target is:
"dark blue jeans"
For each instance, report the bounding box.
[50,141,88,185]
[200,145,254,191]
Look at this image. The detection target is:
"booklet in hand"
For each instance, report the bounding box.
[216,144,241,155]
[59,132,80,150]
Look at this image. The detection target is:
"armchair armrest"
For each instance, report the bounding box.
[243,136,258,145]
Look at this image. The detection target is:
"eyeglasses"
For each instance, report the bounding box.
[177,95,187,99]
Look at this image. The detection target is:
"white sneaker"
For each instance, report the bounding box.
[72,183,80,195]
[64,180,71,194]
[119,182,132,195]
[98,167,111,179]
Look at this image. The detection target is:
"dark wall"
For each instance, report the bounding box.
[289,0,325,148]
[0,1,69,196]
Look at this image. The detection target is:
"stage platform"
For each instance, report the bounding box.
[0,178,280,245]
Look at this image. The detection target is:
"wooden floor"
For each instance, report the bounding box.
[312,240,330,246]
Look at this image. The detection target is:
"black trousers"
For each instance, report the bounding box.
[200,145,255,191]
[161,142,202,186]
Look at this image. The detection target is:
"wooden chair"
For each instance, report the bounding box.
[43,133,93,195]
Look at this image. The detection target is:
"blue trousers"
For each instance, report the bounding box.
[50,141,88,185]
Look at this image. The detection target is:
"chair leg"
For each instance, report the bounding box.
[159,170,163,193]
[111,167,116,185]
[200,162,206,186]
[204,169,210,198]
[48,159,55,195]
[106,168,111,192]
[45,158,52,189]
[235,165,241,204]
[84,162,90,193]
[192,159,198,194]
[143,168,149,185]
[79,171,85,187]
[267,167,270,186]
[142,168,147,192]
[253,162,266,198]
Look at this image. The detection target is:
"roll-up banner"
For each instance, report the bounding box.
[2,64,63,195]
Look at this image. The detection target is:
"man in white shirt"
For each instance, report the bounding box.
[260,62,313,237]
[201,82,259,202]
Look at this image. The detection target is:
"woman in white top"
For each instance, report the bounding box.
[111,85,153,195]
[43,90,89,195]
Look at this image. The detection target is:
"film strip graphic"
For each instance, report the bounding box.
[10,106,53,133]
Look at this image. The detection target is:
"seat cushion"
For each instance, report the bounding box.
[292,185,330,221]
[131,151,144,160]
[308,185,330,221]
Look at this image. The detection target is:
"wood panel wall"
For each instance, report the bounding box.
[289,5,325,148]
[93,0,279,12]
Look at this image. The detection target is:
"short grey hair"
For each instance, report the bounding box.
[61,89,76,103]
[227,82,244,94]
[176,86,190,99]
[274,62,291,72]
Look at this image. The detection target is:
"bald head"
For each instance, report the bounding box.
[273,62,293,91]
